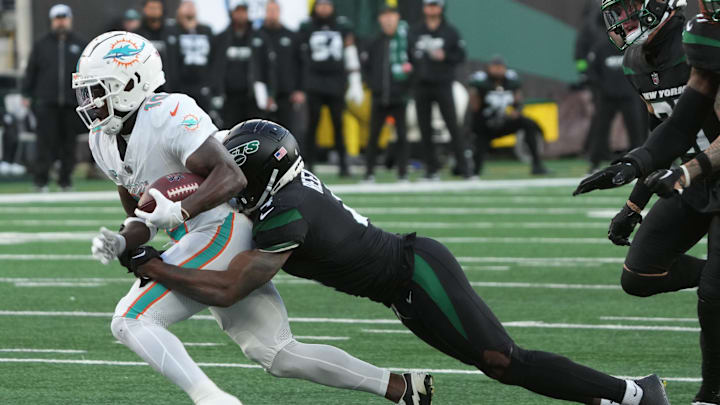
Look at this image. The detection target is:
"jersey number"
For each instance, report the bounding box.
[309,31,343,62]
[300,170,368,226]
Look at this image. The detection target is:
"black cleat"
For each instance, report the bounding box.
[636,374,670,405]
[398,372,433,405]
[693,386,720,404]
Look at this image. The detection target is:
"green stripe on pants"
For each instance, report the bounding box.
[124,213,233,319]
[413,254,469,339]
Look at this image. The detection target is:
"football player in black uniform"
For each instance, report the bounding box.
[297,0,364,177]
[575,1,720,402]
[126,120,671,405]
[467,56,548,176]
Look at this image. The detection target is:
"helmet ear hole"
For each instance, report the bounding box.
[124,80,134,92]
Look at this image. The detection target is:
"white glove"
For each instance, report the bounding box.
[91,227,126,265]
[134,188,185,229]
[346,71,364,105]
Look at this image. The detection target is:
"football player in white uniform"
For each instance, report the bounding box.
[74,31,429,405]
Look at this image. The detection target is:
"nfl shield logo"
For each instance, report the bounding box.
[651,72,660,86]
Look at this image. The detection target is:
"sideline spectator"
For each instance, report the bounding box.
[409,0,471,179]
[362,5,411,182]
[256,0,302,130]
[166,0,218,112]
[22,4,86,192]
[468,56,548,176]
[122,9,141,33]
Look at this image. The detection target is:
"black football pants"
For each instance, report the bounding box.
[473,115,544,175]
[390,237,626,403]
[365,101,408,178]
[306,92,347,173]
[588,95,646,165]
[32,104,80,188]
[623,191,720,397]
[414,83,470,177]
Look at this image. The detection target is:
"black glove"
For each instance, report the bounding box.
[608,204,643,246]
[644,168,684,198]
[119,246,162,287]
[573,162,639,196]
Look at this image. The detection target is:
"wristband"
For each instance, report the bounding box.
[181,207,191,221]
[681,165,691,188]
[626,200,642,214]
[696,152,713,177]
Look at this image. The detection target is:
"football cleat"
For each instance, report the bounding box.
[692,386,720,404]
[636,374,670,405]
[398,372,434,405]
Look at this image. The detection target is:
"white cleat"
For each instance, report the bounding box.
[398,372,434,405]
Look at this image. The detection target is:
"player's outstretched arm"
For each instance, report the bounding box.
[180,136,247,219]
[135,249,291,307]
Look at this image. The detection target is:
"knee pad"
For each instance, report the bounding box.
[110,316,136,342]
[480,345,514,381]
[241,336,294,372]
[699,278,720,305]
[266,340,304,378]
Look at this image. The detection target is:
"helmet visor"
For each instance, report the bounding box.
[701,0,720,22]
[603,0,643,49]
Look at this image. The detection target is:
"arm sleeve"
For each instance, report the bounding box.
[253,208,309,252]
[639,86,716,172]
[627,178,656,210]
[648,112,662,132]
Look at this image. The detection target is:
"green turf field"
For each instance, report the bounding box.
[0,160,704,404]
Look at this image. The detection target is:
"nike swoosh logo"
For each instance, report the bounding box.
[170,102,179,117]
[259,207,275,221]
[406,290,412,304]
[132,251,146,260]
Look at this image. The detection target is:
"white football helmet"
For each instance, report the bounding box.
[73,31,165,135]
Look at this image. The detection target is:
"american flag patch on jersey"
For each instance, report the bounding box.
[274,147,287,161]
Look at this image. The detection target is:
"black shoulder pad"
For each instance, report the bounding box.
[683,15,720,73]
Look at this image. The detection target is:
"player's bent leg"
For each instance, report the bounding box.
[112,214,245,404]
[695,219,720,404]
[210,281,397,400]
[393,236,665,404]
[622,196,708,297]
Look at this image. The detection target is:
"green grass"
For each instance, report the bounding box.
[0,159,704,404]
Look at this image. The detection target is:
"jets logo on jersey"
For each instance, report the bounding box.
[103,39,145,68]
[228,140,260,166]
[181,114,200,131]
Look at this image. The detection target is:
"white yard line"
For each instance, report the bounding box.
[0,219,109,227]
[359,207,591,215]
[374,221,610,229]
[0,254,95,261]
[457,257,625,264]
[600,316,698,323]
[348,196,626,205]
[364,320,701,334]
[439,237,612,244]
[470,281,624,290]
[0,207,122,214]
[462,266,511,272]
[294,336,351,341]
[0,357,697,382]
[0,348,87,354]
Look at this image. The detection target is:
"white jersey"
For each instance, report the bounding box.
[90,92,231,236]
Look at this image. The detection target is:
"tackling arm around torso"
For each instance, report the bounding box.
[137,249,291,307]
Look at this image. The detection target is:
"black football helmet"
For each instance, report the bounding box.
[701,0,720,22]
[601,0,686,50]
[223,119,303,214]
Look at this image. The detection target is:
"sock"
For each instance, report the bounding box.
[268,340,391,397]
[111,317,225,402]
[598,381,642,405]
[699,298,720,396]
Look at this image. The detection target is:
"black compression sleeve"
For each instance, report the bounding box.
[627,176,656,210]
[639,87,716,174]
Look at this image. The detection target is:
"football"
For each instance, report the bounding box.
[136,172,205,213]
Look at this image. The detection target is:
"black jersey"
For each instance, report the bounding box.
[298,16,353,96]
[250,170,412,305]
[623,15,719,157]
[468,69,521,126]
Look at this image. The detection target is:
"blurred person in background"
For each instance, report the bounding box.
[362,5,411,182]
[297,0,364,177]
[136,0,169,60]
[216,0,268,127]
[22,4,86,192]
[585,28,646,173]
[256,0,301,130]
[409,0,471,180]
[166,0,219,113]
[122,9,142,33]
[467,56,548,176]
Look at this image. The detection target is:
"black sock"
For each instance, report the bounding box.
[698,298,720,399]
[502,347,626,404]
